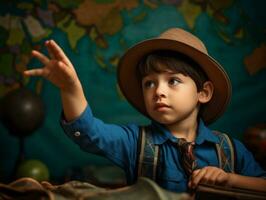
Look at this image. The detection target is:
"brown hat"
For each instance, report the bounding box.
[117,28,231,124]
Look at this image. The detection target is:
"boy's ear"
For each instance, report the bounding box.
[198,81,214,104]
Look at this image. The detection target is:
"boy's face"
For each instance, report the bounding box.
[142,70,203,125]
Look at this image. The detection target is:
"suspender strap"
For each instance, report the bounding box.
[138,128,236,180]
[213,131,235,173]
[137,126,159,181]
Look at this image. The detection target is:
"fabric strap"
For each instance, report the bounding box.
[138,126,159,181]
[213,131,235,173]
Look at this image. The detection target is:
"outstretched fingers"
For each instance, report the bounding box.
[32,50,49,65]
[45,40,55,59]
[24,68,48,77]
[23,50,49,77]
[24,41,77,90]
[46,40,73,67]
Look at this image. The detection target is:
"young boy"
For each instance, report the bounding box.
[23,28,266,193]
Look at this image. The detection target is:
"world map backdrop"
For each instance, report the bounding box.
[0,0,266,181]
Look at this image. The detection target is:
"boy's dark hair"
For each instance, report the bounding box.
[137,50,208,91]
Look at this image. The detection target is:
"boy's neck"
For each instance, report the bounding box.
[166,115,198,142]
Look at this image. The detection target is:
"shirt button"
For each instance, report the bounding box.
[74,131,81,137]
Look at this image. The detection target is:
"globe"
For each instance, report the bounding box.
[16,159,50,182]
[243,124,266,170]
[0,87,45,136]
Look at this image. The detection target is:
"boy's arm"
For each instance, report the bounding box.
[24,40,87,121]
[24,40,140,174]
[189,166,266,192]
[60,82,87,122]
[228,173,266,191]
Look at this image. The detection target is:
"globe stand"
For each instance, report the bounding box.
[11,135,26,180]
[0,87,45,182]
[18,136,25,162]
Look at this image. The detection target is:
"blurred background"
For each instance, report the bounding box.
[0,0,265,185]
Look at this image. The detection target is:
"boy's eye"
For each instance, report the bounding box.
[169,78,180,86]
[143,80,155,89]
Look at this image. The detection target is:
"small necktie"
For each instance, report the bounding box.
[178,138,197,178]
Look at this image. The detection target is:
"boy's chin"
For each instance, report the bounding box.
[150,116,176,125]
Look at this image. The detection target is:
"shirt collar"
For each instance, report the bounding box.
[195,119,220,145]
[150,119,219,145]
[150,121,173,145]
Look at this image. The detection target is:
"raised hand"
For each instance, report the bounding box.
[24,40,79,91]
[24,40,87,121]
[188,166,231,189]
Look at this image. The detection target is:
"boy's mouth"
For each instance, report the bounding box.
[154,103,170,111]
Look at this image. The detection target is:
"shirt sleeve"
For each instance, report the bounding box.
[59,105,140,171]
[233,139,266,177]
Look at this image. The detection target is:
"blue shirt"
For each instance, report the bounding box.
[60,105,266,193]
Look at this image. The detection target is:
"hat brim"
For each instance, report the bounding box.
[117,38,231,124]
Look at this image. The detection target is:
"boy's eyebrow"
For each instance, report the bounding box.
[166,72,188,79]
[164,71,182,75]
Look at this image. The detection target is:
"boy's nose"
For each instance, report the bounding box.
[154,84,166,99]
